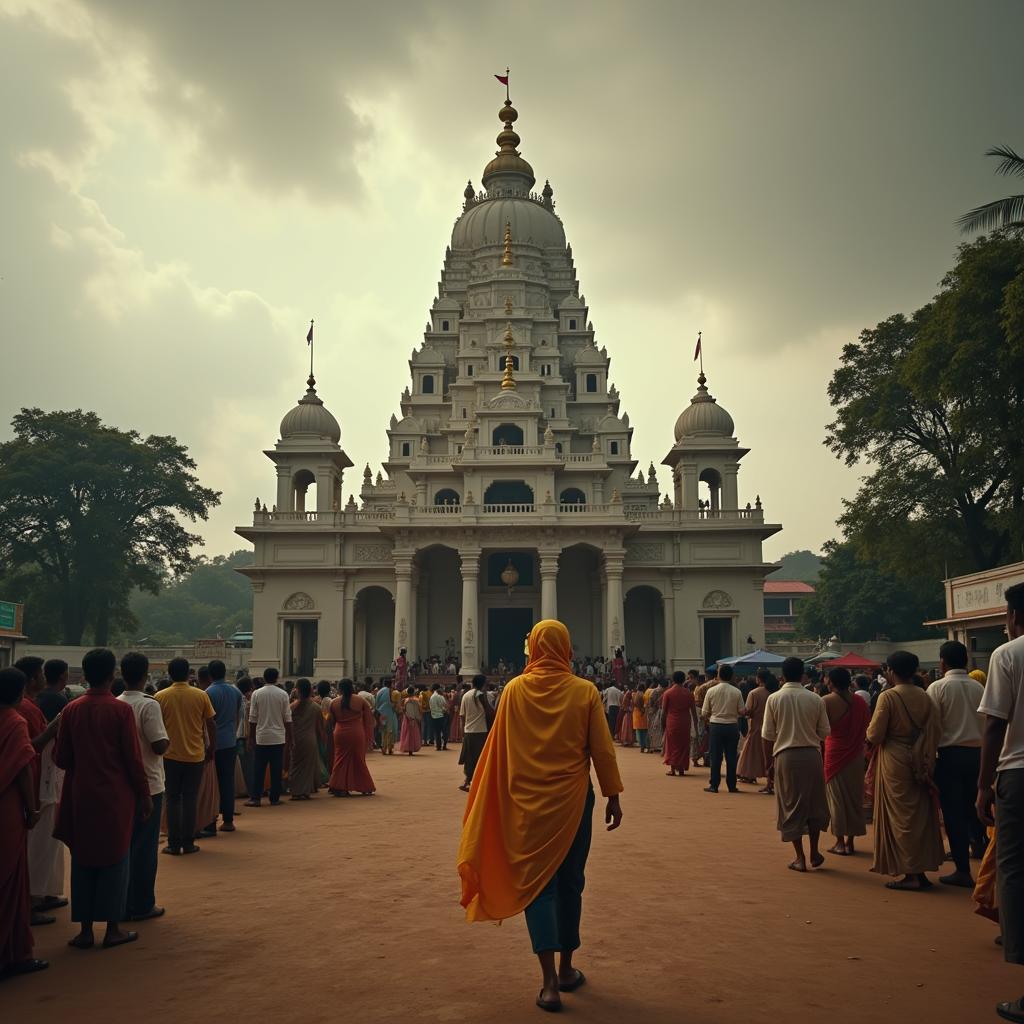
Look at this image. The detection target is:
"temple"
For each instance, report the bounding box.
[237,95,782,678]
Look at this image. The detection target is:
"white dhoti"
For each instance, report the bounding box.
[28,802,65,899]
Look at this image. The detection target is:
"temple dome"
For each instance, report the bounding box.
[452,197,565,251]
[674,374,735,440]
[279,377,341,444]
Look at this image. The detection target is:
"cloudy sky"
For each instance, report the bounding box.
[3,0,1022,564]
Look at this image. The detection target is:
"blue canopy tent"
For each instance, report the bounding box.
[710,649,787,672]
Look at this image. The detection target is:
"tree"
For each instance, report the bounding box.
[826,232,1024,576]
[0,409,220,644]
[795,540,943,643]
[959,145,1024,234]
[767,550,822,583]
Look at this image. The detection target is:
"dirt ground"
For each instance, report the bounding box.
[8,742,1016,1024]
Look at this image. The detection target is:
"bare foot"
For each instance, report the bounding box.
[788,860,807,873]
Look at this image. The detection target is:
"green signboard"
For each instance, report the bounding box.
[0,601,18,631]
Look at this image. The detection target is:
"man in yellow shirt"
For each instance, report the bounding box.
[155,658,215,856]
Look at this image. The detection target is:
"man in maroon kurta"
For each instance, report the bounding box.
[662,671,697,776]
[0,667,47,980]
[54,648,152,950]
[13,656,60,927]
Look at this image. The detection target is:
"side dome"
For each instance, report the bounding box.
[280,378,341,444]
[452,197,566,251]
[674,374,735,440]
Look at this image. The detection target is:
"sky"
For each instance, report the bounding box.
[2,0,1023,566]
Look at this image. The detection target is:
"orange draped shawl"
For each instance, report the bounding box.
[457,620,623,923]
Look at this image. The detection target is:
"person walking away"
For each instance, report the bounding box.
[246,667,292,807]
[287,679,322,799]
[55,649,152,949]
[448,686,465,745]
[976,581,1024,1023]
[420,686,434,748]
[926,640,986,887]
[601,679,622,737]
[662,672,696,776]
[866,650,944,891]
[692,672,714,767]
[23,658,67,923]
[761,656,831,872]
[204,659,243,832]
[235,677,254,797]
[327,679,376,796]
[458,620,623,1012]
[702,665,746,793]
[645,679,665,754]
[737,669,771,784]
[375,678,398,755]
[759,671,781,794]
[399,687,423,755]
[429,683,449,750]
[633,683,649,752]
[117,652,169,921]
[822,666,869,856]
[0,667,47,979]
[154,657,215,855]
[459,674,490,792]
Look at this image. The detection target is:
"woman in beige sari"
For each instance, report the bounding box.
[866,650,944,891]
[737,671,770,783]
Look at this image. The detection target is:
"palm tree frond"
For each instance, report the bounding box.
[957,194,1024,234]
[985,145,1024,179]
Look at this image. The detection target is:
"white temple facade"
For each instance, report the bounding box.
[237,96,781,679]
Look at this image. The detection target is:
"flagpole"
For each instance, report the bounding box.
[698,330,703,376]
[309,319,314,379]
[505,66,510,102]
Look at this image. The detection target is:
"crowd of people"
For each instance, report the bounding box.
[3,585,1022,1022]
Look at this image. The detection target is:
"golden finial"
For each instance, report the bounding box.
[504,294,513,314]
[501,323,517,390]
[502,221,513,266]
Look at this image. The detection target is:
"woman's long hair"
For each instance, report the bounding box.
[339,677,354,710]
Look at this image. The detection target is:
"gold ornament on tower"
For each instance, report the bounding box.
[502,221,513,266]
[501,558,520,597]
[501,323,517,390]
[504,294,513,314]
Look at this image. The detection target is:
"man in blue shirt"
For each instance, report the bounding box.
[204,659,243,834]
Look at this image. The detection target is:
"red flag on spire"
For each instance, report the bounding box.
[494,73,509,86]
[693,331,702,361]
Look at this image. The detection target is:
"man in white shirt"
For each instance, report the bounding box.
[602,682,622,737]
[978,581,1024,1021]
[762,656,831,872]
[459,674,490,792]
[118,652,170,921]
[853,675,872,704]
[701,664,746,793]
[245,667,293,807]
[429,684,449,751]
[928,640,986,888]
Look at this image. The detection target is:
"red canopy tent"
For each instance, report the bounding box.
[821,651,882,670]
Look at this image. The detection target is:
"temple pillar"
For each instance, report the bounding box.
[539,549,560,620]
[604,551,625,656]
[393,555,413,659]
[459,549,481,677]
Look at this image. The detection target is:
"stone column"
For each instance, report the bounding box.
[604,551,625,657]
[393,554,413,660]
[342,581,355,677]
[408,567,420,662]
[276,466,292,512]
[459,549,480,677]
[539,549,560,620]
[664,576,682,671]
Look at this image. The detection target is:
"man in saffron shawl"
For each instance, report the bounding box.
[662,671,696,776]
[457,620,623,1013]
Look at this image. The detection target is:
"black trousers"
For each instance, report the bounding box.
[708,722,740,791]
[164,759,204,850]
[210,746,237,825]
[252,744,284,803]
[935,745,982,874]
[127,792,162,918]
[433,714,449,750]
[997,767,1024,965]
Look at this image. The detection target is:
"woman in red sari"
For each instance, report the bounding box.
[661,671,695,776]
[327,680,376,796]
[823,666,870,855]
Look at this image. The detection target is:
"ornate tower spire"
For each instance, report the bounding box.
[500,323,517,390]
[482,94,536,194]
[502,221,513,266]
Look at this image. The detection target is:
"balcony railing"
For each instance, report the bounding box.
[481,503,536,514]
[474,445,546,458]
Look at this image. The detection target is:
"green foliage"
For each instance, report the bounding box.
[826,232,1024,575]
[795,540,944,643]
[125,550,253,645]
[0,409,220,644]
[767,550,822,583]
[959,146,1024,234]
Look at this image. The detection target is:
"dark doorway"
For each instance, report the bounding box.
[488,607,534,673]
[703,617,732,668]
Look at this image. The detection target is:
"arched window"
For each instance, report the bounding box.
[585,373,598,393]
[434,488,461,506]
[292,469,316,513]
[422,374,434,394]
[484,480,534,506]
[559,487,586,507]
[492,423,524,447]
[699,467,723,512]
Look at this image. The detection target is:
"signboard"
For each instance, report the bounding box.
[0,601,23,636]
[951,566,1024,618]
